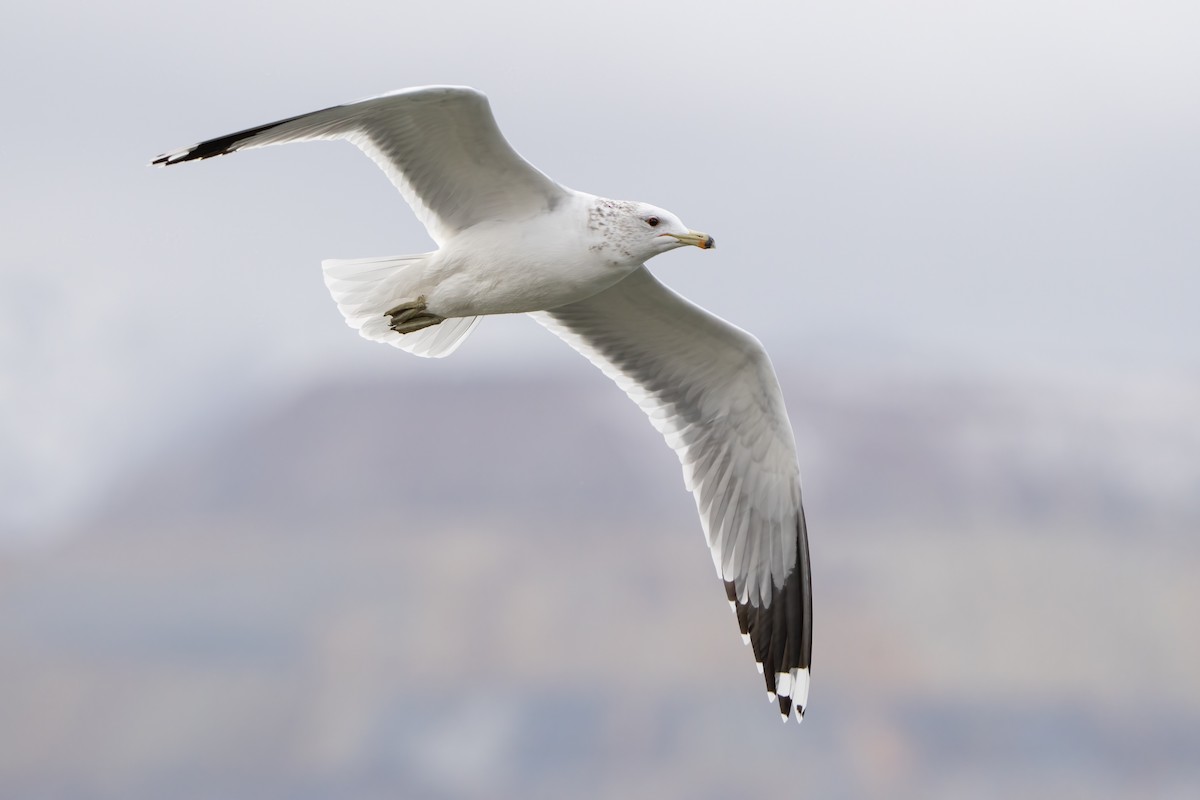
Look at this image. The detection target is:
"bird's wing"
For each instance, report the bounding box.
[531,267,812,720]
[151,86,568,245]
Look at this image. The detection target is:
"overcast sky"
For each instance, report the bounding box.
[1,0,1197,534]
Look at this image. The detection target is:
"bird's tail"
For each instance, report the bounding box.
[321,254,481,358]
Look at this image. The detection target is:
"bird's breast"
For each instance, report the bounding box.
[426,209,638,317]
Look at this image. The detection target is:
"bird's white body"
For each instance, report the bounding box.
[153,85,812,722]
[414,192,643,318]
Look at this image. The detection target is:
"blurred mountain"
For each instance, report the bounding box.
[91,367,1200,537]
[2,367,1197,799]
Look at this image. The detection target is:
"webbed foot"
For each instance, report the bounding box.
[385,296,445,334]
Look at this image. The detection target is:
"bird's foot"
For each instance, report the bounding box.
[385,297,445,334]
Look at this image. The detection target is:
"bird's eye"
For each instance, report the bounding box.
[647,216,661,227]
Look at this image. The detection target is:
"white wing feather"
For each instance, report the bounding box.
[532,267,812,718]
[151,86,568,246]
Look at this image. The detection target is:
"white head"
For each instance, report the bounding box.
[586,198,714,265]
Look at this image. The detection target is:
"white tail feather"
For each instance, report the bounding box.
[321,254,481,358]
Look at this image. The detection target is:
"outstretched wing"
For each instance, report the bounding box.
[531,267,812,720]
[151,86,568,245]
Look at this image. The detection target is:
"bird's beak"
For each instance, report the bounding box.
[664,230,716,249]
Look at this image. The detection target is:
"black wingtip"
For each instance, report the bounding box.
[148,127,257,168]
[148,146,207,167]
[149,137,237,167]
[723,513,812,724]
[150,102,344,168]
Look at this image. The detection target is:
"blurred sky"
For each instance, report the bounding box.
[1,0,1198,534]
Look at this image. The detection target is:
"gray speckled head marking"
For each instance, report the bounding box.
[587,198,645,260]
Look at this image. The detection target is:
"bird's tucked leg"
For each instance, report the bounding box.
[385,297,445,334]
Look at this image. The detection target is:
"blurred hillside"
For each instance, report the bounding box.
[1,366,1197,799]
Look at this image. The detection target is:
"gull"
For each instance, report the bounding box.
[152,86,812,721]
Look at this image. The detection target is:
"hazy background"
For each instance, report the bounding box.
[1,1,1197,797]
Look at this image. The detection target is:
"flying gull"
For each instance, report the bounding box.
[152,86,812,721]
